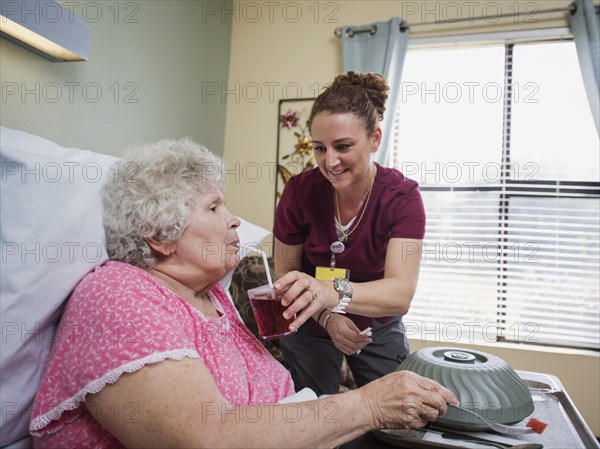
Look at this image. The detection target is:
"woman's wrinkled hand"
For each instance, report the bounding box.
[325,313,372,355]
[359,371,459,430]
[274,271,338,331]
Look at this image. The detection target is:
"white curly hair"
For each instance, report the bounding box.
[104,137,226,270]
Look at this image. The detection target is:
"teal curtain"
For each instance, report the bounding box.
[341,17,410,166]
[570,0,600,133]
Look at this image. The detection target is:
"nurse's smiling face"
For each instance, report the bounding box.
[311,112,381,191]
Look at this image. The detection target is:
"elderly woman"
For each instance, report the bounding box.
[29,138,456,448]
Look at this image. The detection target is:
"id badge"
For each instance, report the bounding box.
[315,266,350,281]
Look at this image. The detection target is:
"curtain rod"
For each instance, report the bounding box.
[334,4,583,37]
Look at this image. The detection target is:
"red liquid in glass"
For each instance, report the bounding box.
[248,290,294,340]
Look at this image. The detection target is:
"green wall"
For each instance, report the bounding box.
[0,0,232,157]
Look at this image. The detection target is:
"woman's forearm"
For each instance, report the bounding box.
[200,390,372,449]
[343,238,422,317]
[347,277,415,317]
[199,370,458,449]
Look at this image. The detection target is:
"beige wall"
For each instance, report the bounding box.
[223,0,599,436]
[1,0,232,156]
[223,0,575,228]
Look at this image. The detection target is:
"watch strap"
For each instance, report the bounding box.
[332,299,350,314]
[332,278,353,314]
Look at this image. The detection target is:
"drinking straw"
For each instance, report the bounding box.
[250,246,273,287]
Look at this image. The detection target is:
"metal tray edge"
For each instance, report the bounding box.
[519,370,600,449]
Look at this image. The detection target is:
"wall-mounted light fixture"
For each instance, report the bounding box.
[0,0,90,62]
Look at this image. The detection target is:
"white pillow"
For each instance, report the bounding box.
[0,127,270,446]
[0,127,118,446]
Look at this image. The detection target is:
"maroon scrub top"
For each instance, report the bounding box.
[274,164,425,336]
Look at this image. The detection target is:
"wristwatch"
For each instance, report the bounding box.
[332,278,353,314]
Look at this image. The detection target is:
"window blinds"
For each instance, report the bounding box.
[394,41,600,350]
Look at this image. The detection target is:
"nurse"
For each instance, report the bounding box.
[274,71,425,395]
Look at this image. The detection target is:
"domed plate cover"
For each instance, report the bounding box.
[395,347,534,431]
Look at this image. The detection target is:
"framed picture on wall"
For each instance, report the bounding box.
[275,98,316,216]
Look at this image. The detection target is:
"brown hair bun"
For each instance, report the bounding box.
[310,71,390,135]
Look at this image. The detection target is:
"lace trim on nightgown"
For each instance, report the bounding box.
[30,349,199,435]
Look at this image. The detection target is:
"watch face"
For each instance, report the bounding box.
[335,278,353,297]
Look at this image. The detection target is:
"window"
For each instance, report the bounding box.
[394,40,600,350]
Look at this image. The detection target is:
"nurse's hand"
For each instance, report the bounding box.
[325,313,372,355]
[274,271,338,331]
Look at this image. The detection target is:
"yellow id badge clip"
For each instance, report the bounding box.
[315,266,349,281]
